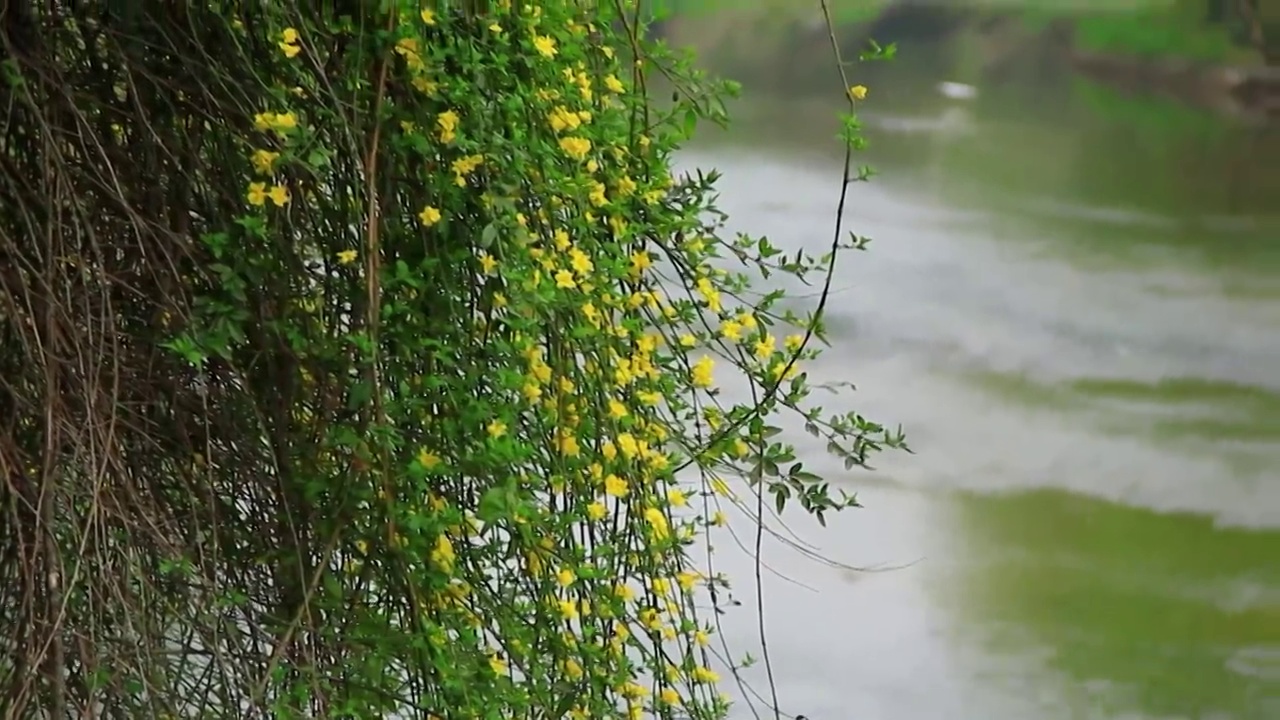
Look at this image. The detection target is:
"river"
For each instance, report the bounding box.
[677,26,1280,720]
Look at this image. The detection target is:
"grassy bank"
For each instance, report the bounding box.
[1020,0,1260,64]
[654,0,889,25]
[658,0,1264,66]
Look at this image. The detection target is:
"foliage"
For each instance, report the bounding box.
[1020,0,1261,63]
[652,0,888,26]
[0,1,899,718]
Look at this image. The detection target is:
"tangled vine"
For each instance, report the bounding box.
[0,1,901,718]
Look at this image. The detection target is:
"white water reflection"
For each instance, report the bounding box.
[669,72,1279,713]
[700,484,1042,719]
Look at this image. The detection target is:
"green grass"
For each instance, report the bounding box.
[1074,13,1239,62]
[657,0,1257,65]
[1017,0,1255,63]
[653,0,889,25]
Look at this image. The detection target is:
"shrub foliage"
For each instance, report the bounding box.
[0,2,899,717]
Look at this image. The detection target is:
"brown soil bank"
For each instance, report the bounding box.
[1068,50,1280,120]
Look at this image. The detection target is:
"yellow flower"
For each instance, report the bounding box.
[478,252,497,274]
[629,250,652,274]
[771,361,799,381]
[250,149,279,175]
[420,9,436,25]
[607,399,628,419]
[273,112,297,131]
[614,583,634,601]
[604,474,628,498]
[489,655,508,675]
[849,84,869,101]
[395,37,422,63]
[644,507,669,538]
[695,629,710,646]
[487,419,507,439]
[417,448,441,469]
[587,501,608,521]
[666,488,687,507]
[719,319,743,341]
[650,450,670,474]
[696,277,721,312]
[564,658,584,679]
[267,185,289,206]
[452,155,484,176]
[557,598,578,620]
[569,248,593,275]
[533,34,557,58]
[660,688,680,706]
[336,249,358,265]
[692,666,720,683]
[690,356,714,388]
[785,333,806,352]
[637,607,660,631]
[556,568,576,587]
[418,205,442,226]
[279,28,301,57]
[522,382,542,403]
[412,76,437,95]
[558,432,580,456]
[488,23,502,33]
[451,154,484,186]
[558,136,591,160]
[587,181,607,207]
[436,110,459,143]
[548,106,583,133]
[616,433,638,458]
[677,570,700,591]
[554,269,576,289]
[430,535,455,573]
[755,333,777,359]
[246,182,267,206]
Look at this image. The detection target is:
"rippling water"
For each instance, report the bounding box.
[675,27,1280,720]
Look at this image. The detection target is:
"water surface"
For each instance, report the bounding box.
[680,33,1280,720]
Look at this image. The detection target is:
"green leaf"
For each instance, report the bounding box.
[681,107,698,138]
[477,486,510,523]
[347,380,372,410]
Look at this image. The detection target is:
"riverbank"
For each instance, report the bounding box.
[1068,49,1280,119]
[658,1,1278,120]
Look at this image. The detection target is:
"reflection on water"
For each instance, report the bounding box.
[673,19,1279,720]
[948,489,1280,719]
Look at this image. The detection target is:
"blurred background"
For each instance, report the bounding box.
[657,2,1280,719]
